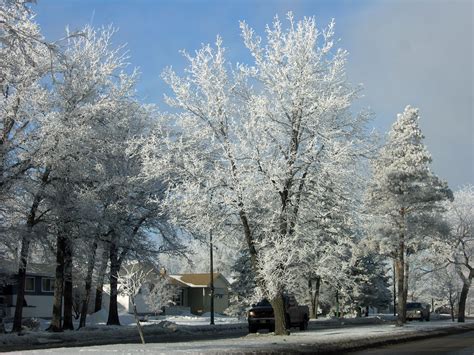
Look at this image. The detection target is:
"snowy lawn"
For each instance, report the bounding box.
[0,311,246,351]
[5,319,474,354]
[2,310,243,332]
[0,311,454,350]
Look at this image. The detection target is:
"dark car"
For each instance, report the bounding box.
[406,302,430,321]
[247,295,309,333]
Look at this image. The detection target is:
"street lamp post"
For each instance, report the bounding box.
[210,230,215,325]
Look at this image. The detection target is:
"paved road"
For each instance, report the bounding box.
[351,330,474,354]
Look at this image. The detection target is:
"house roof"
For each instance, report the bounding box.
[0,260,55,277]
[169,273,230,288]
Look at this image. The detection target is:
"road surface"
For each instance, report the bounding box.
[351,330,474,354]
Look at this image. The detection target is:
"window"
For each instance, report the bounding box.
[172,290,183,306]
[41,278,54,292]
[25,277,35,292]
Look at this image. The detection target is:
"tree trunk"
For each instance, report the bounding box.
[393,260,397,317]
[12,168,49,332]
[457,270,473,323]
[309,276,321,319]
[365,305,369,317]
[449,290,455,322]
[107,242,121,326]
[12,236,30,332]
[62,238,74,330]
[94,246,109,313]
[403,258,409,314]
[271,292,289,335]
[131,296,145,344]
[79,240,98,328]
[395,236,407,326]
[314,277,321,319]
[49,234,66,332]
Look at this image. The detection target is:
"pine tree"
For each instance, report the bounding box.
[351,251,391,315]
[227,249,257,317]
[367,105,452,325]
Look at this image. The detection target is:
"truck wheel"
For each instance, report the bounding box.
[300,315,309,331]
[285,314,291,330]
[249,324,258,333]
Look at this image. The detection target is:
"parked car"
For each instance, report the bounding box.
[247,295,309,333]
[406,302,430,321]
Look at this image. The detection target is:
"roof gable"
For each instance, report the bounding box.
[169,273,229,288]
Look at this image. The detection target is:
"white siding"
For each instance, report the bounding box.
[15,295,56,318]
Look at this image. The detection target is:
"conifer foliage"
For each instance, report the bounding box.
[367,106,452,325]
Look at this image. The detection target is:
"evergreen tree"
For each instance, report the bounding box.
[351,251,391,315]
[226,249,256,317]
[367,105,452,325]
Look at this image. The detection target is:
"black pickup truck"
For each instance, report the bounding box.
[247,295,309,333]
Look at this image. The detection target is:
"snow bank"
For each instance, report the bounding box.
[86,309,108,325]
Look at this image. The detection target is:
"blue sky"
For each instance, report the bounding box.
[34,0,473,188]
[34,0,370,104]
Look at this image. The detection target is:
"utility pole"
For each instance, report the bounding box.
[210,229,215,325]
[393,261,396,317]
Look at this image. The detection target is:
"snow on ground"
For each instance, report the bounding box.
[7,319,474,354]
[2,310,242,332]
[0,311,246,351]
[150,313,241,326]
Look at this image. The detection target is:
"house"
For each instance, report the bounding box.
[0,262,56,319]
[105,267,231,316]
[0,260,231,319]
[167,273,230,315]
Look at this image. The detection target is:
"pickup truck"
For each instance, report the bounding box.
[247,295,309,333]
[406,302,430,321]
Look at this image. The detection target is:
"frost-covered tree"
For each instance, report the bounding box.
[143,13,370,334]
[143,273,178,316]
[1,3,181,333]
[430,265,461,321]
[1,0,58,332]
[0,0,51,194]
[117,265,150,344]
[297,160,365,319]
[434,185,474,322]
[33,25,134,332]
[366,106,452,325]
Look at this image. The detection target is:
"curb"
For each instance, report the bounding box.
[238,323,474,354]
[327,323,474,354]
